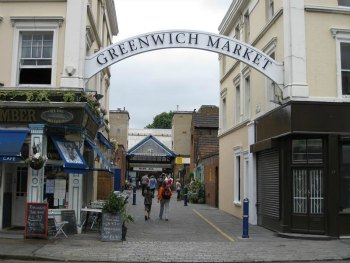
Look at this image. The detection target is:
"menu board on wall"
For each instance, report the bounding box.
[24,202,48,239]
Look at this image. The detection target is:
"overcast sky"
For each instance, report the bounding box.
[110,0,232,128]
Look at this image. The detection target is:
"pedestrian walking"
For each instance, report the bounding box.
[158,181,172,221]
[183,184,188,206]
[144,186,153,220]
[141,174,149,196]
[157,176,163,190]
[149,175,157,198]
[176,179,181,201]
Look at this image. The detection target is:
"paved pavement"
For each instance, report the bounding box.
[0,189,350,262]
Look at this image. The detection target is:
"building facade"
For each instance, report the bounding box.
[219,0,350,237]
[109,108,130,189]
[190,105,219,207]
[0,0,117,229]
[172,111,192,184]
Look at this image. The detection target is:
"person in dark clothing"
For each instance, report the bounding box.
[144,186,153,220]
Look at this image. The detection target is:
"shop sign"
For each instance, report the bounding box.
[41,109,74,124]
[85,30,284,87]
[1,156,22,163]
[133,167,163,172]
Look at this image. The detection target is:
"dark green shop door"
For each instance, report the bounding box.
[291,138,325,234]
[291,168,325,234]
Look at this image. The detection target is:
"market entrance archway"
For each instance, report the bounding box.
[84,30,284,87]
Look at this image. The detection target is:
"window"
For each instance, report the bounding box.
[235,84,241,124]
[244,12,250,42]
[16,167,28,197]
[341,42,350,95]
[338,0,350,6]
[234,25,240,41]
[234,147,242,205]
[292,139,323,164]
[243,75,250,120]
[44,167,69,209]
[267,0,274,20]
[340,144,350,212]
[19,32,53,85]
[263,38,280,109]
[10,17,62,87]
[220,96,227,131]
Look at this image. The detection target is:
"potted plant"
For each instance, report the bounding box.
[25,153,47,170]
[101,192,133,241]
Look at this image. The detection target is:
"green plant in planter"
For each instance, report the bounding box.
[102,193,134,223]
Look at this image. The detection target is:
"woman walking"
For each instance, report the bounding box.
[144,186,153,220]
[158,181,172,221]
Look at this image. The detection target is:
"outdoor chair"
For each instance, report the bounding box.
[53,218,69,238]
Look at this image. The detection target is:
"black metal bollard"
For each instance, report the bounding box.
[242,198,249,238]
[132,186,136,205]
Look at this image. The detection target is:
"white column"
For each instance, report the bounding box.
[283,0,309,98]
[28,124,47,203]
[67,137,85,228]
[247,121,257,225]
[60,0,88,88]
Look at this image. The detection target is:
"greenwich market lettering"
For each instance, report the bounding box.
[85,30,284,87]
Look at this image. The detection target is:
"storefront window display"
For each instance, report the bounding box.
[43,166,69,209]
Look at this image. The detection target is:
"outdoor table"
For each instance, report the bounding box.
[81,207,102,230]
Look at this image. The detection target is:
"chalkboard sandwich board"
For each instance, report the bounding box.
[25,202,48,239]
[61,210,77,235]
[101,213,122,241]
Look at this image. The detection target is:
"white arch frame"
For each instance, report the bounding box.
[84,30,284,88]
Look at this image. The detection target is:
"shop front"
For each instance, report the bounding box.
[0,100,110,230]
[251,101,350,237]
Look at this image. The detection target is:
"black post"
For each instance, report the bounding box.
[242,198,249,238]
[132,186,136,205]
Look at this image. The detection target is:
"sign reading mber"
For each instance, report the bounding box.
[85,30,284,86]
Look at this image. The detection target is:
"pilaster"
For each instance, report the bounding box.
[28,124,47,203]
[283,0,309,98]
[60,0,88,88]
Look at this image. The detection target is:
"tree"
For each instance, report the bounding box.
[146,111,174,129]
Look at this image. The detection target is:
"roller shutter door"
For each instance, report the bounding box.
[257,149,280,219]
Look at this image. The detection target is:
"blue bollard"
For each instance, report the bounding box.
[132,186,136,205]
[242,198,249,238]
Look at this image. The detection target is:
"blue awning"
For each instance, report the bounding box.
[0,130,29,163]
[85,139,112,171]
[50,136,87,174]
[97,132,113,150]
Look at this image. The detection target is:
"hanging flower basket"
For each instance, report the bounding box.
[25,153,47,170]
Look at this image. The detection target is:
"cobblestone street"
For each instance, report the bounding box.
[0,190,349,262]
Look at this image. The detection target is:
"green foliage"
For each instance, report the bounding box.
[0,90,105,120]
[102,193,134,223]
[188,179,205,204]
[63,92,76,102]
[145,111,174,129]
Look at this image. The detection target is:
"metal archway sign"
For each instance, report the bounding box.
[84,30,284,87]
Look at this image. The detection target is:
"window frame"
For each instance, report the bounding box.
[11,18,61,87]
[243,68,251,121]
[233,146,242,206]
[220,88,227,132]
[234,75,241,124]
[331,29,350,98]
[338,0,350,7]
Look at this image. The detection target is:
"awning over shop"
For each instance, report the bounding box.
[97,132,113,150]
[85,139,112,171]
[50,136,87,174]
[0,130,29,163]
